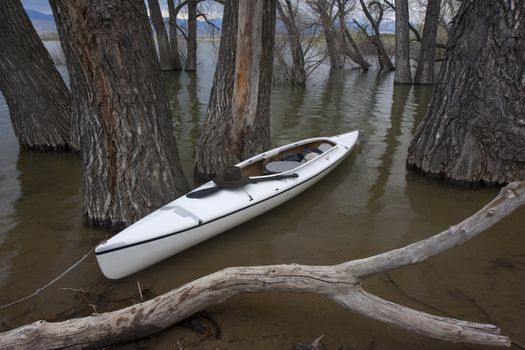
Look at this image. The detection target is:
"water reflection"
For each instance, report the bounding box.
[0,42,523,349]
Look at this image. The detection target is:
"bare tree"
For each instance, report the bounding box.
[276,0,307,85]
[393,0,411,83]
[148,0,174,70]
[408,0,525,184]
[336,0,371,70]
[0,0,71,150]
[194,0,276,181]
[167,0,184,70]
[414,0,441,84]
[51,0,189,226]
[356,0,395,70]
[185,0,198,71]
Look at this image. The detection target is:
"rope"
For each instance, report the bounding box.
[0,248,94,311]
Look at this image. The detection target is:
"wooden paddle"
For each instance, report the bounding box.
[186,173,299,199]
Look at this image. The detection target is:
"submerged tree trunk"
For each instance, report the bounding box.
[185,0,197,71]
[336,0,370,70]
[359,0,395,71]
[52,0,188,226]
[407,0,525,184]
[394,0,412,83]
[312,0,344,70]
[414,0,441,84]
[276,0,306,86]
[0,0,71,150]
[167,0,183,70]
[194,0,276,182]
[2,181,523,349]
[148,0,174,70]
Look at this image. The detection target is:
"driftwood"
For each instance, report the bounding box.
[1,181,524,349]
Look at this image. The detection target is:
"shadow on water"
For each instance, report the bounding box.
[0,43,524,349]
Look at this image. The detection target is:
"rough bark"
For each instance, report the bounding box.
[414,0,441,84]
[194,0,276,182]
[394,0,412,83]
[185,0,197,71]
[0,0,71,150]
[148,0,174,70]
[336,0,371,70]
[276,0,307,85]
[358,0,395,71]
[51,0,188,226]
[49,0,88,151]
[407,0,525,184]
[2,181,524,349]
[167,0,183,70]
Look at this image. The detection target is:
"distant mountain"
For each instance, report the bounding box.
[25,9,55,21]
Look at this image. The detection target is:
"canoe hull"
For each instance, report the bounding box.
[95,131,359,279]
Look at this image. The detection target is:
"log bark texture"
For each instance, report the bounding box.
[0,0,71,150]
[194,0,276,182]
[148,0,174,70]
[394,0,412,83]
[413,0,441,84]
[51,0,188,226]
[2,181,524,349]
[407,0,525,184]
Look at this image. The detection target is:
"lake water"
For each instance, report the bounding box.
[0,42,523,349]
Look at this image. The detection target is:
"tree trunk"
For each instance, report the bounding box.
[167,0,183,70]
[359,0,395,71]
[314,1,344,69]
[407,0,525,185]
[394,0,412,83]
[185,0,197,71]
[51,0,189,226]
[413,0,440,84]
[336,0,370,70]
[0,0,71,150]
[2,181,523,349]
[194,0,276,182]
[276,0,307,86]
[148,0,174,70]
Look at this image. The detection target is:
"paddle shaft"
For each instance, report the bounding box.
[186,173,299,199]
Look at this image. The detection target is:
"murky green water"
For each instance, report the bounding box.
[0,43,523,349]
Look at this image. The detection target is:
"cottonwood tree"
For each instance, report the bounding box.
[394,0,411,83]
[335,0,370,70]
[167,0,184,70]
[407,0,525,184]
[0,0,71,150]
[185,0,198,71]
[51,0,188,226]
[194,0,277,181]
[356,0,394,70]
[414,0,441,84]
[148,0,174,70]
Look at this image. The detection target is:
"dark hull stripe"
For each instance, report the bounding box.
[96,149,349,256]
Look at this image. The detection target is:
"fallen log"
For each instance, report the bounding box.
[1,181,524,349]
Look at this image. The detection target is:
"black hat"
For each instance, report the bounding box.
[212,166,250,188]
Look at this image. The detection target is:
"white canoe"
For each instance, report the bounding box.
[95,130,359,279]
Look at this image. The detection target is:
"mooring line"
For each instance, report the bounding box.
[0,247,94,311]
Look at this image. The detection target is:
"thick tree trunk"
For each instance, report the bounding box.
[394,0,412,83]
[49,0,88,151]
[0,0,71,150]
[194,0,276,182]
[414,0,440,84]
[315,1,344,70]
[167,0,183,70]
[2,181,523,349]
[407,0,525,184]
[359,0,395,71]
[148,0,174,70]
[276,0,307,85]
[185,0,197,71]
[51,0,188,226]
